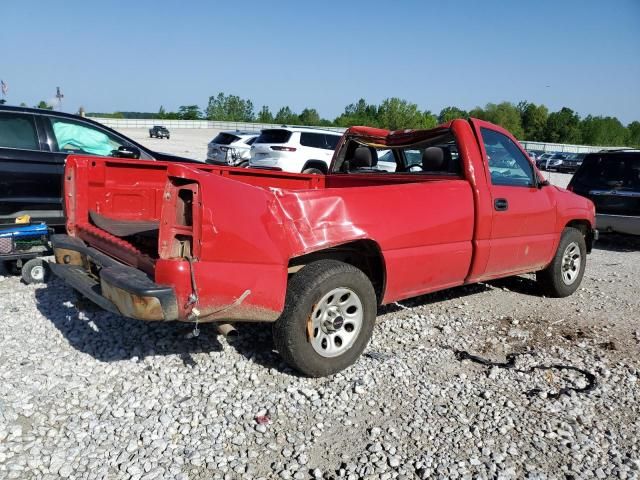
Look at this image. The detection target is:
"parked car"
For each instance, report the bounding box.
[0,105,198,229]
[249,126,342,173]
[567,150,640,235]
[149,126,170,139]
[206,130,258,166]
[49,118,595,377]
[526,150,542,161]
[560,153,586,173]
[544,153,570,172]
[536,152,554,170]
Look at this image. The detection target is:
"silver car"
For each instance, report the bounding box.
[206,130,258,166]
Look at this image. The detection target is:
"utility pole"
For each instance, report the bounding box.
[55,86,64,110]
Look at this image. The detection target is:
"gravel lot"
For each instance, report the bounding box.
[1,134,639,479]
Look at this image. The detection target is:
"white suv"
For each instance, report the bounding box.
[249,127,342,174]
[206,130,258,166]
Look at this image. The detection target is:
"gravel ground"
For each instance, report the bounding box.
[1,132,638,479]
[1,233,639,479]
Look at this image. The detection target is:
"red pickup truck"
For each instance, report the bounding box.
[50,118,596,376]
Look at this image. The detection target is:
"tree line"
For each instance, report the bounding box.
[90,93,639,147]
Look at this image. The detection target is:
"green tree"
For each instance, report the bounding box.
[627,121,640,148]
[205,93,254,121]
[274,106,298,125]
[438,106,468,123]
[178,105,202,120]
[257,105,274,123]
[298,108,321,126]
[423,110,438,129]
[0,99,5,105]
[476,102,524,138]
[35,100,53,110]
[158,105,166,119]
[19,102,27,107]
[519,102,548,140]
[376,97,428,130]
[580,115,629,146]
[334,98,378,127]
[544,107,582,143]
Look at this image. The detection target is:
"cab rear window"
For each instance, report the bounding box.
[255,129,292,144]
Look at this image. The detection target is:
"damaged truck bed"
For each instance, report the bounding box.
[50,118,597,376]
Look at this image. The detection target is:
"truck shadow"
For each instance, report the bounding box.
[379,275,543,315]
[35,279,223,365]
[593,233,640,253]
[34,274,542,374]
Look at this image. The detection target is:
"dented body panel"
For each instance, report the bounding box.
[51,119,595,323]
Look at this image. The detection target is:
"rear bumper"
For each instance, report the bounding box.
[596,214,640,236]
[49,234,179,321]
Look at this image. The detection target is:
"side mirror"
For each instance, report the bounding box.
[538,179,550,189]
[112,146,141,159]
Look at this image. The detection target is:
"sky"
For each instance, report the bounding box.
[1,0,639,124]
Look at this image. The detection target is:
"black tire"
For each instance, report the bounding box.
[536,227,586,297]
[273,260,377,377]
[302,167,324,175]
[21,258,49,284]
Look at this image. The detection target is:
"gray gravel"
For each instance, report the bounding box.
[1,233,639,479]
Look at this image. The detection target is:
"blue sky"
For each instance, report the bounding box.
[2,0,639,123]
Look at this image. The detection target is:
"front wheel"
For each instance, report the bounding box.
[273,260,377,377]
[536,227,586,297]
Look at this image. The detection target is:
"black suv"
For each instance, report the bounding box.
[568,150,640,235]
[149,125,170,139]
[0,106,196,229]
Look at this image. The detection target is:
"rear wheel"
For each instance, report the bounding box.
[273,260,376,377]
[536,227,586,297]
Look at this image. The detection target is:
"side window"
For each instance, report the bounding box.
[48,118,125,156]
[245,137,257,145]
[481,128,535,187]
[300,132,324,149]
[0,113,39,150]
[324,134,340,150]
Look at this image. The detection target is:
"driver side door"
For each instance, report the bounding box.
[472,121,557,277]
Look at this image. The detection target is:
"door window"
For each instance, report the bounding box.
[0,113,39,150]
[481,128,535,187]
[48,118,125,156]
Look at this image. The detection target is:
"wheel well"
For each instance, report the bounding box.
[565,220,594,253]
[302,160,328,173]
[288,240,386,303]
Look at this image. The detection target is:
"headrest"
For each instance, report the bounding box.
[422,147,445,171]
[351,146,377,169]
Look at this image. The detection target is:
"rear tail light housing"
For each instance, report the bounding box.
[270,146,297,152]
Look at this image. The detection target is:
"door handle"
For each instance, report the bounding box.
[494,198,508,211]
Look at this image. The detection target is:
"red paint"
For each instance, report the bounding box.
[62,119,595,322]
